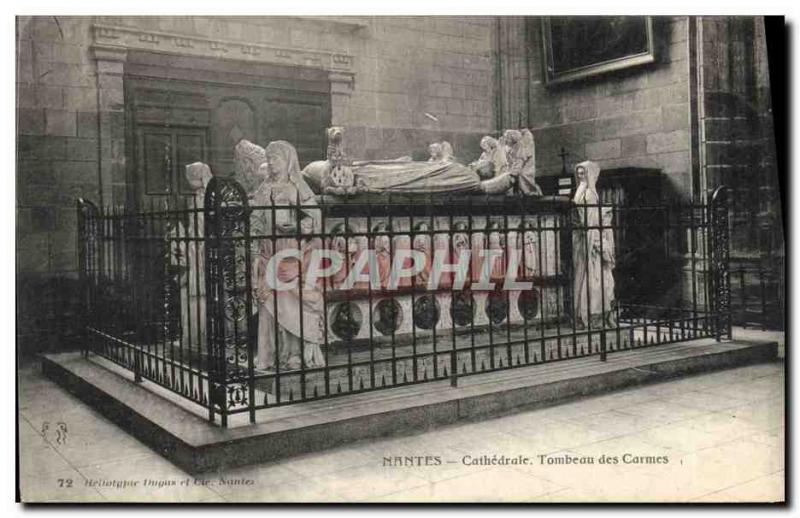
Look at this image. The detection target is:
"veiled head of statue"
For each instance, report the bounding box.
[265,140,302,179]
[574,160,601,188]
[185,162,212,191]
[428,142,442,159]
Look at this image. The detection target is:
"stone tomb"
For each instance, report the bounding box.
[311,194,570,353]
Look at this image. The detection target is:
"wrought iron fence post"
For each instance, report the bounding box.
[205,179,226,426]
[76,199,88,358]
[559,201,575,353]
[204,177,253,427]
[710,186,731,341]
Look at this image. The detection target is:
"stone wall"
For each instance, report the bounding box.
[330,16,496,162]
[17,16,99,352]
[15,15,497,353]
[498,16,693,196]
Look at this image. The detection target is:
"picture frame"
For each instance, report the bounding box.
[541,16,656,85]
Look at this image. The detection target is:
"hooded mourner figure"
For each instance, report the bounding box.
[572,161,616,329]
[174,162,214,348]
[253,140,326,371]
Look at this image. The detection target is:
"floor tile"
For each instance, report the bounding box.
[373,467,563,502]
[615,399,709,423]
[220,476,346,503]
[561,409,667,436]
[504,417,619,452]
[311,463,429,501]
[281,446,374,478]
[655,390,746,412]
[17,439,73,477]
[627,422,728,454]
[210,460,305,498]
[77,454,218,502]
[17,356,784,503]
[681,410,765,441]
[19,468,106,503]
[691,471,784,503]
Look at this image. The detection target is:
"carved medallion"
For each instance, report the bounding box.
[450,291,475,327]
[485,290,509,325]
[413,295,440,330]
[517,288,541,321]
[331,301,362,341]
[374,298,402,336]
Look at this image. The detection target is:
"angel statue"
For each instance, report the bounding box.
[470,136,509,180]
[513,129,542,196]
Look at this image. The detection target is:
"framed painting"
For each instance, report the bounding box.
[541,16,656,85]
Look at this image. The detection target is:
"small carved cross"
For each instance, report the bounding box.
[559,147,570,176]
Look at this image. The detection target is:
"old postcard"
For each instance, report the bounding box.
[15,13,785,503]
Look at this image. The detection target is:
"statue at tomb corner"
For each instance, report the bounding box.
[174,162,213,349]
[234,139,267,197]
[515,129,543,196]
[302,126,365,196]
[476,129,540,196]
[253,140,326,372]
[572,161,616,330]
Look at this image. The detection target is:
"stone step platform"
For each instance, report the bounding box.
[41,337,777,474]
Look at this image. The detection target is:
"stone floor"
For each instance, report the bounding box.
[18,340,784,503]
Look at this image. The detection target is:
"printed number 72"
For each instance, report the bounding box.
[57,479,73,488]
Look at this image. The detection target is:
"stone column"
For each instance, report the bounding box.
[92,45,127,207]
[329,71,355,126]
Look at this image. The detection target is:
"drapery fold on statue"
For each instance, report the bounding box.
[354,160,482,194]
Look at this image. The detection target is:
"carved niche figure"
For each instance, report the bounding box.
[470,226,486,283]
[372,222,393,289]
[328,224,352,289]
[253,140,325,371]
[393,228,414,288]
[351,232,371,291]
[572,161,616,329]
[451,221,471,285]
[519,220,540,279]
[234,139,267,196]
[413,221,433,287]
[487,222,506,282]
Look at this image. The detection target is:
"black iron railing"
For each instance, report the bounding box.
[76,181,731,426]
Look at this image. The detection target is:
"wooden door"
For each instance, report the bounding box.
[125,51,332,209]
[136,125,208,210]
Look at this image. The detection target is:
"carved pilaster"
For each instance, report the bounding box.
[329,71,355,125]
[92,45,128,207]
